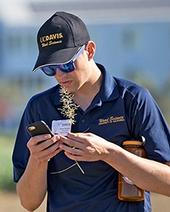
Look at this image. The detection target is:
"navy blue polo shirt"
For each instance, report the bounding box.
[12,64,170,212]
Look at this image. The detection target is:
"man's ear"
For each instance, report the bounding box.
[85,41,96,60]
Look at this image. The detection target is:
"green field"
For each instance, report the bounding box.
[0,135,16,191]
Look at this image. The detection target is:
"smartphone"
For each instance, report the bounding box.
[27,120,54,137]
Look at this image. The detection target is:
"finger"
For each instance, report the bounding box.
[29,139,54,154]
[29,134,52,146]
[64,151,83,161]
[38,135,60,151]
[60,136,84,149]
[38,143,61,160]
[67,132,90,142]
[60,143,83,155]
[40,148,62,162]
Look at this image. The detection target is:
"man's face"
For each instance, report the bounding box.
[54,47,92,94]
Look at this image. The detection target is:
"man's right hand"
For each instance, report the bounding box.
[27,134,62,162]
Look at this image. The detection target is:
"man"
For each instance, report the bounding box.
[12,12,170,212]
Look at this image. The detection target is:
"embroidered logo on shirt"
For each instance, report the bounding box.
[98,116,125,125]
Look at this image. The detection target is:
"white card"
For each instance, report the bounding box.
[52,119,72,136]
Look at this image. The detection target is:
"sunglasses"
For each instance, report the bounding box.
[40,45,85,76]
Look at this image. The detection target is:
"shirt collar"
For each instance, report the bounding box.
[96,63,119,102]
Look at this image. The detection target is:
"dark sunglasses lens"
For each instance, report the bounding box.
[41,66,56,76]
[59,61,75,73]
[41,61,75,76]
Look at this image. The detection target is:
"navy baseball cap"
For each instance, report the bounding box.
[33,11,90,71]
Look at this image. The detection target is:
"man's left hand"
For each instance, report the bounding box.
[59,132,111,161]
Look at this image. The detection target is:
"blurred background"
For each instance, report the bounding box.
[0,0,170,211]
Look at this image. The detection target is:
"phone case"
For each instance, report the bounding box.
[27,121,54,137]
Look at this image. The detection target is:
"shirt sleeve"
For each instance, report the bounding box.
[128,87,170,163]
[12,100,36,182]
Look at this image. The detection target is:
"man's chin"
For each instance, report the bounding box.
[60,85,75,94]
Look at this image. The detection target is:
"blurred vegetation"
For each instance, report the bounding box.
[0,134,16,191]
